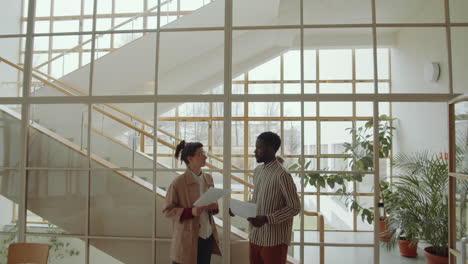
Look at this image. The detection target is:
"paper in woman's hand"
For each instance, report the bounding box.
[193,187,231,206]
[230,198,257,218]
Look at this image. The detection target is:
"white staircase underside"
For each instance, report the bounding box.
[32,0,424,138]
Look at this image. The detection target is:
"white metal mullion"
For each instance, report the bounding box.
[143,0,148,31]
[223,0,233,263]
[152,0,162,262]
[18,0,36,243]
[351,49,358,232]
[444,0,453,95]
[300,0,305,262]
[85,0,99,262]
[152,169,374,174]
[291,242,374,247]
[21,231,174,242]
[22,21,454,36]
[0,93,457,105]
[152,113,158,261]
[315,49,321,223]
[111,0,116,50]
[389,50,394,185]
[0,34,28,38]
[25,167,164,171]
[371,0,380,263]
[11,22,468,38]
[47,0,54,77]
[445,2,456,263]
[17,0,26,97]
[232,23,449,30]
[372,102,380,263]
[79,0,84,68]
[152,89,157,263]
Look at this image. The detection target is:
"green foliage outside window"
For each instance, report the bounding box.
[289,115,396,224]
[0,222,80,263]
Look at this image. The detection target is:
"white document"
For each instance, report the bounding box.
[193,187,230,206]
[230,198,257,218]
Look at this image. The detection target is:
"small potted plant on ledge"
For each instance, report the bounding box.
[382,193,420,257]
[383,152,448,263]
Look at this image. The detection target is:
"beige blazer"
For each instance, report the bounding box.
[163,170,222,264]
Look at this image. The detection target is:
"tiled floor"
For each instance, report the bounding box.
[293,231,427,264]
[380,244,426,264]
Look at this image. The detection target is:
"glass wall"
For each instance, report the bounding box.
[0,0,460,263]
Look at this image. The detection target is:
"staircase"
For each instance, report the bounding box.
[0,0,331,262]
[0,56,328,262]
[0,105,251,263]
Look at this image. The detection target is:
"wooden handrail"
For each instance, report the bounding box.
[30,67,154,126]
[1,57,77,97]
[318,212,325,264]
[303,211,325,264]
[29,61,249,174]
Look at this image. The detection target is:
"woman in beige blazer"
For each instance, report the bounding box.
[163,140,221,264]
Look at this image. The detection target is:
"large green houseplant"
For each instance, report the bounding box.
[383,152,448,263]
[289,115,395,224]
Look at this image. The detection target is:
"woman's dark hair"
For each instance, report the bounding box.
[174,140,203,166]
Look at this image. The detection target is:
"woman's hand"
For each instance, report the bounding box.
[192,206,205,216]
[205,203,218,211]
[192,203,218,216]
[206,203,219,215]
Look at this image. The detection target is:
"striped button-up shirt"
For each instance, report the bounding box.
[249,159,301,247]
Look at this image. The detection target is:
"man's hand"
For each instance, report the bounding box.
[247,215,268,227]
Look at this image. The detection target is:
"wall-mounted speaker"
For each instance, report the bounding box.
[424,62,440,82]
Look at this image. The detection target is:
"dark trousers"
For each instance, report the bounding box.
[172,235,214,264]
[197,235,214,264]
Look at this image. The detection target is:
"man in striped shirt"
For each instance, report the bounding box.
[247,132,301,264]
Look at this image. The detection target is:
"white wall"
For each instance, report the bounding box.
[0,1,21,35]
[390,27,449,94]
[0,109,21,167]
[452,28,468,94]
[389,1,450,154]
[393,102,448,154]
[0,1,22,97]
[0,196,13,230]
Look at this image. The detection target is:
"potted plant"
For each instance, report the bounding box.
[383,152,448,263]
[381,181,420,257]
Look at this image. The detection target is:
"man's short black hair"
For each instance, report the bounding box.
[257,132,281,153]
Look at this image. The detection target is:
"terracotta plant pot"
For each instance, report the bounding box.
[423,247,448,264]
[399,239,418,258]
[379,220,391,242]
